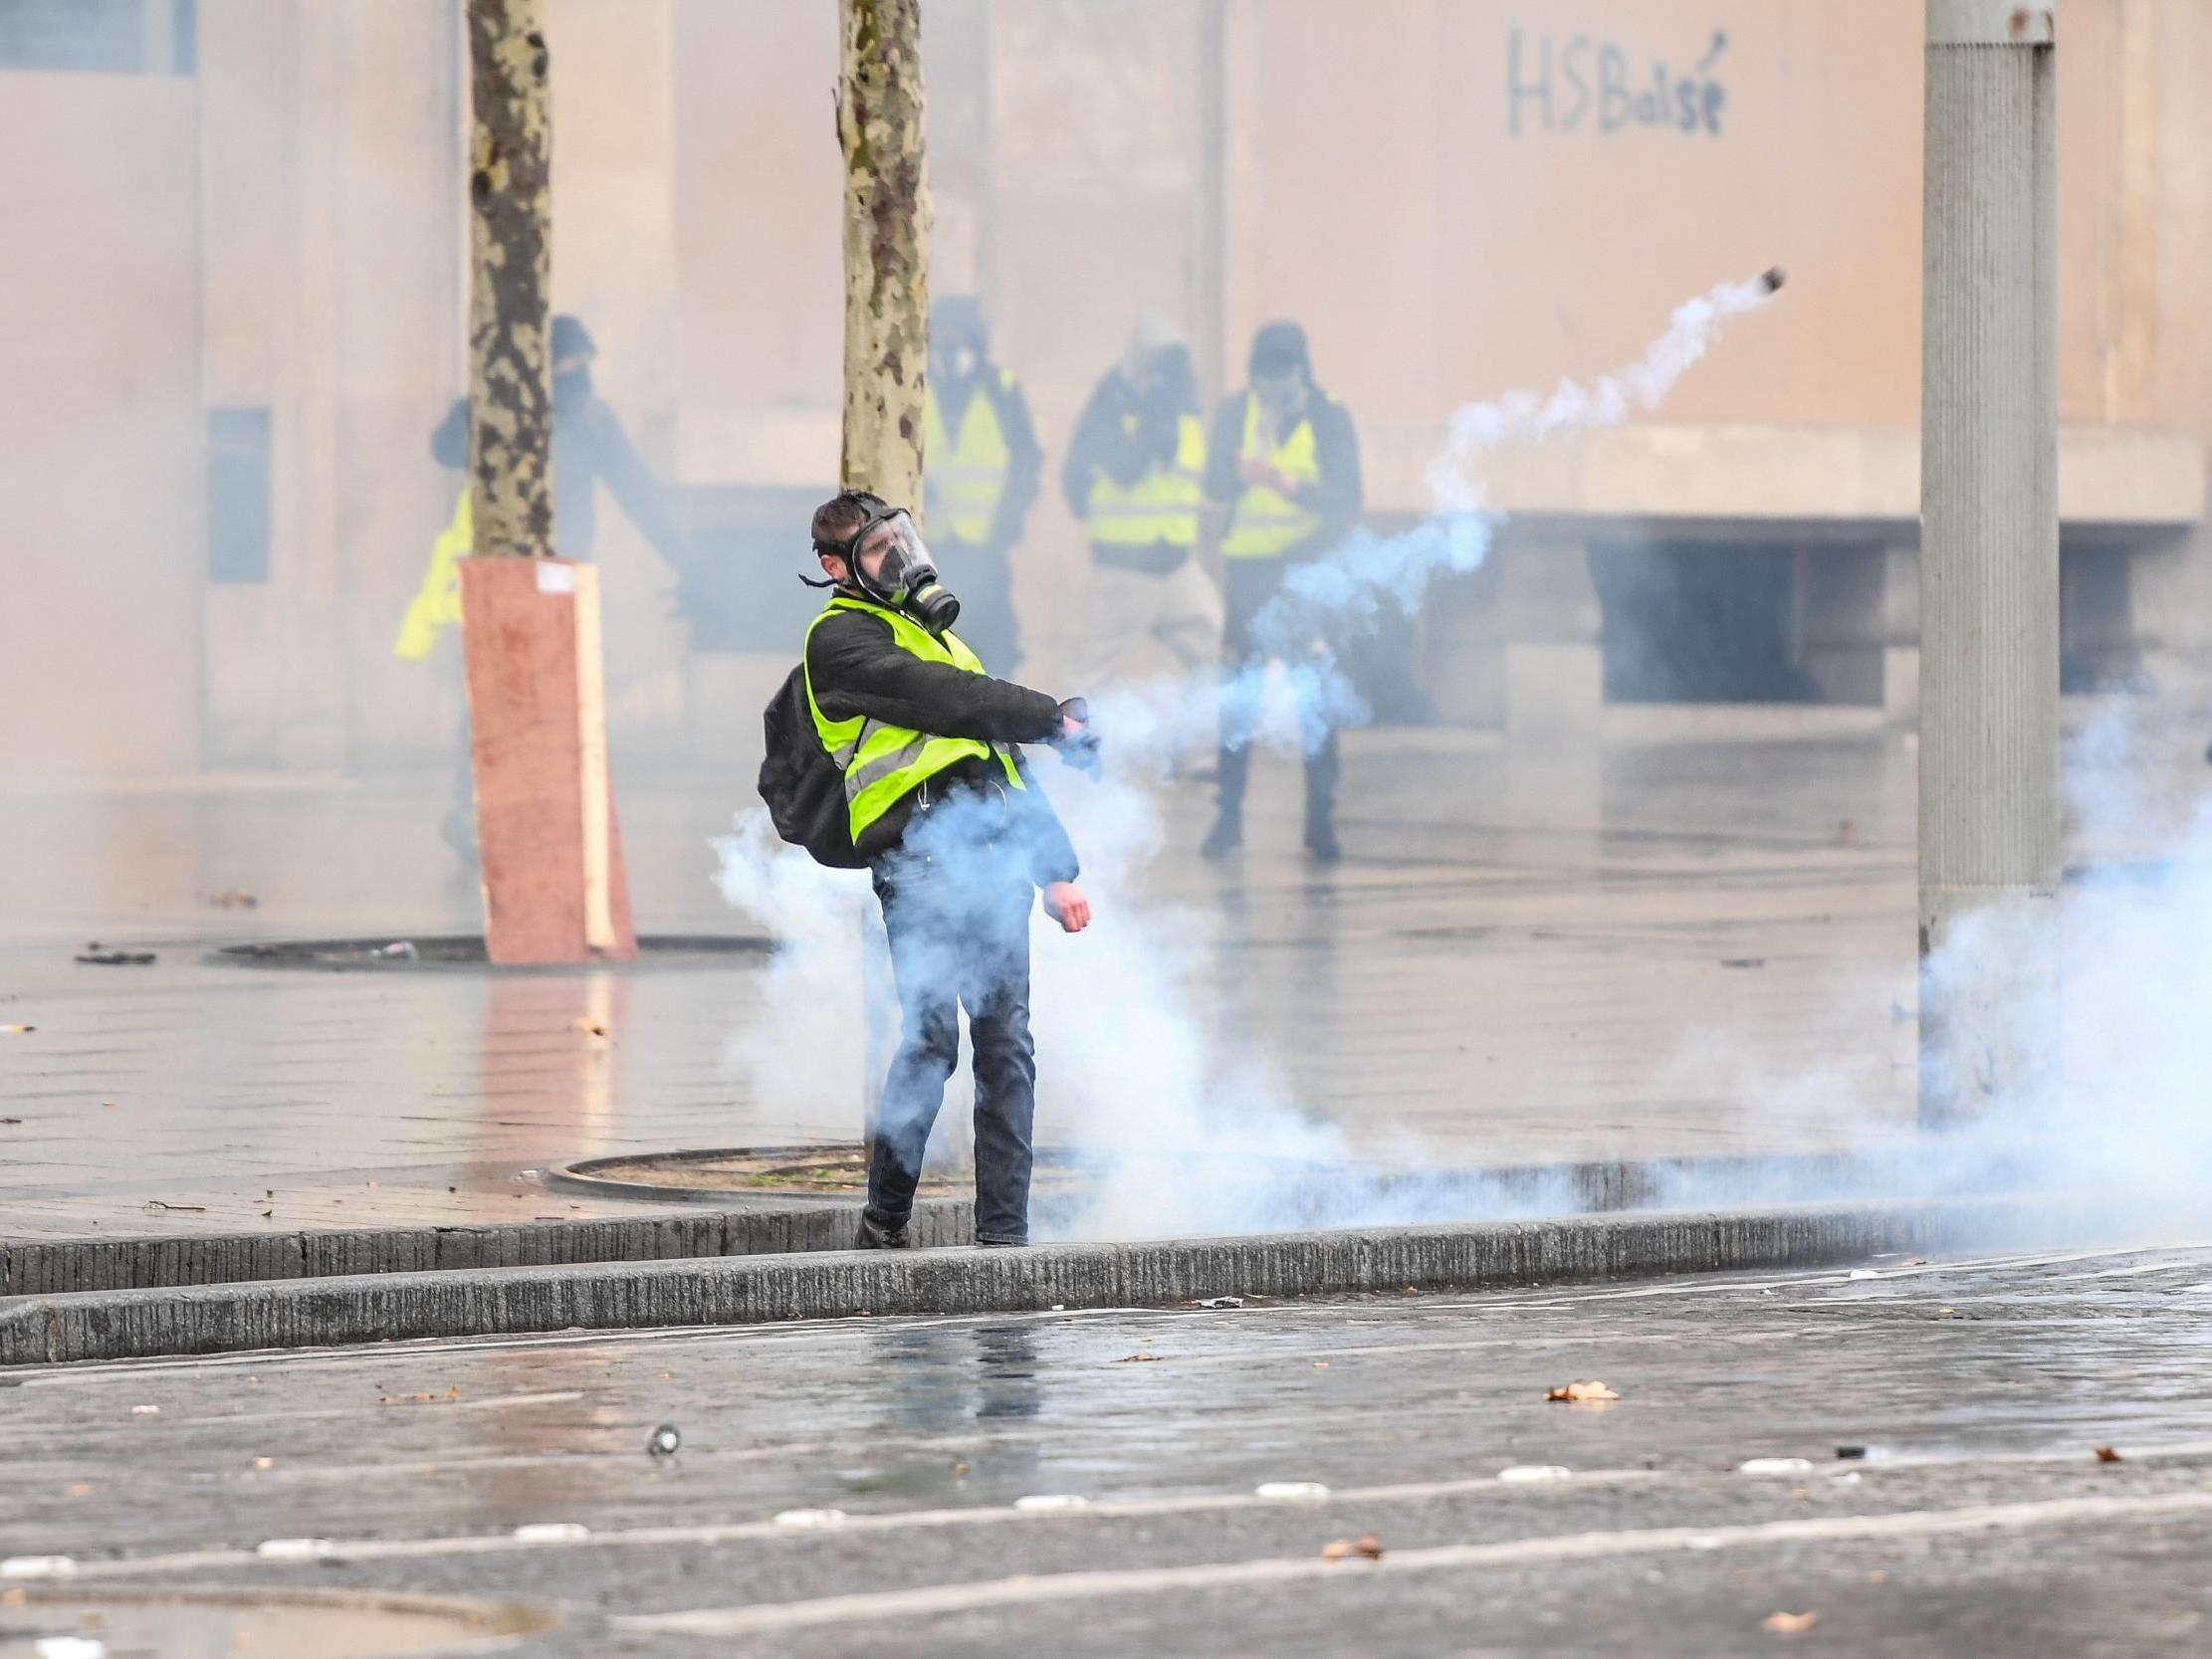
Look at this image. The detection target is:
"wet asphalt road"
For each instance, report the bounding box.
[4,1242,2212,1657]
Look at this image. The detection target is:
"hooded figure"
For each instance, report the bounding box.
[1200,319,1364,862]
[920,296,1041,676]
[1060,314,1220,699]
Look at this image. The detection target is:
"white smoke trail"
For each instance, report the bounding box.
[719,272,1790,1241]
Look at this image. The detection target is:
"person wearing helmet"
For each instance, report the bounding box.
[1202,320,1364,862]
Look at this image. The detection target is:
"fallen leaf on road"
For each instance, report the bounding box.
[1762,1611,1820,1635]
[572,1018,611,1039]
[2095,1445,2122,1463]
[1321,1534,1384,1562]
[1118,1353,1161,1363]
[1547,1380,1621,1403]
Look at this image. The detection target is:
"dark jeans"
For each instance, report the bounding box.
[866,830,1037,1245]
[1217,554,1338,826]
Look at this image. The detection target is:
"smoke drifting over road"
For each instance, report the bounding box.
[721,273,1802,1242]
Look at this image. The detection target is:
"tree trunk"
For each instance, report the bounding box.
[837,0,932,508]
[458,0,638,965]
[466,0,553,557]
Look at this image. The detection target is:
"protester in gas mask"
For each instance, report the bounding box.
[1061,316,1219,699]
[801,490,1098,1249]
[1201,320,1363,863]
[922,296,1042,676]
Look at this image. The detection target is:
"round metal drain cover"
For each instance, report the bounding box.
[214,933,771,972]
[551,1143,1090,1200]
[0,1585,554,1657]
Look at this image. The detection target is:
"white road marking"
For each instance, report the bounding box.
[618,1490,2212,1637]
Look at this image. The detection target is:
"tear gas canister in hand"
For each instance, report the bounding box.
[1054,697,1102,779]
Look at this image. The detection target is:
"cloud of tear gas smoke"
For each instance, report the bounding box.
[1614,706,2212,1247]
[1095,270,1787,763]
[719,273,1800,1241]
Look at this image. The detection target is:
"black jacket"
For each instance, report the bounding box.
[1203,388,1363,564]
[804,602,1079,883]
[1061,365,1203,571]
[431,392,693,569]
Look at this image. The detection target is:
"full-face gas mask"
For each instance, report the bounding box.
[817,507,961,635]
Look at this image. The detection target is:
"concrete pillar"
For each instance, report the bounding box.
[1798,543,1920,723]
[1918,0,2061,1128]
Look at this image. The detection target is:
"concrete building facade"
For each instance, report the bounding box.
[2,0,2208,779]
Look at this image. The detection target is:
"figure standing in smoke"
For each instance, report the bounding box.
[801,491,1097,1249]
[1061,316,1220,708]
[922,296,1042,676]
[401,314,699,861]
[1203,320,1364,862]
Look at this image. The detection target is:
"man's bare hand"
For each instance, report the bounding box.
[1041,882,1092,933]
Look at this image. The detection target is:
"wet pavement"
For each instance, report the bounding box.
[1,731,1926,1244]
[0,718,2199,1247]
[3,1244,2210,1655]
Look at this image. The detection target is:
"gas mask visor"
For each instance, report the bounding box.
[834,508,961,635]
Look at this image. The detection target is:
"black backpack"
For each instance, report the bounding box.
[757,665,867,869]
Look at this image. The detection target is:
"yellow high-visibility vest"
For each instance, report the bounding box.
[1086,412,1205,547]
[1220,393,1324,559]
[393,491,471,660]
[924,370,1015,543]
[803,595,1023,842]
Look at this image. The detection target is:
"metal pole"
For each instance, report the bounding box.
[1918,0,2060,1128]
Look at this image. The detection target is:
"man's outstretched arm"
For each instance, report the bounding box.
[806,609,1067,745]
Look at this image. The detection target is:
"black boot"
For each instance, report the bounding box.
[1303,729,1341,863]
[854,1210,912,1249]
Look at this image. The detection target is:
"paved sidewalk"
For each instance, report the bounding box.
[0,727,1943,1253]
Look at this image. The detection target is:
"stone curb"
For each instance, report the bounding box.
[0,1199,973,1299]
[0,1196,2075,1367]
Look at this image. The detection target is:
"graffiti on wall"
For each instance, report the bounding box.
[1507,29,1730,137]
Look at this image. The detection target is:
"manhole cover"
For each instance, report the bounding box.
[213,933,771,972]
[551,1143,1091,1200]
[0,1585,553,1657]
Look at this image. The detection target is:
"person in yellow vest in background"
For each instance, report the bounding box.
[1202,320,1364,863]
[923,296,1041,677]
[1060,316,1220,700]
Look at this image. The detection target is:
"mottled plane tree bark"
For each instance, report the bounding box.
[837,0,932,508]
[465,0,553,555]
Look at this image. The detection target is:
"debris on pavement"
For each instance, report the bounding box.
[1547,1379,1620,1403]
[572,1017,611,1039]
[253,1458,275,1471]
[1,1024,34,1035]
[512,1523,589,1542]
[1761,1611,1820,1635]
[0,1118,20,1126]
[773,1509,848,1529]
[128,1405,159,1416]
[76,946,155,965]
[255,1538,335,1560]
[1720,957,1766,969]
[1321,1534,1384,1562]
[371,940,418,960]
[207,889,260,909]
[648,1424,682,1458]
[0,1556,78,1580]
[32,1635,108,1659]
[1498,1465,1574,1484]
[1118,1352,1162,1363]
[2095,1445,2123,1463]
[1739,1458,1816,1475]
[142,1201,205,1213]
[1013,1494,1090,1512]
[1194,1296,1244,1309]
[1835,1445,1869,1460]
[1847,1269,1880,1280]
[1254,1482,1330,1500]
